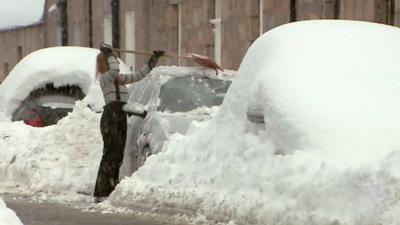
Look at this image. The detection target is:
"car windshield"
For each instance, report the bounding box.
[157,76,231,113]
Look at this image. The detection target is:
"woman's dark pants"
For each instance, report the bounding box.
[94,101,127,198]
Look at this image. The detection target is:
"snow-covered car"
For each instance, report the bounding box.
[110,20,400,225]
[120,66,235,175]
[0,46,130,126]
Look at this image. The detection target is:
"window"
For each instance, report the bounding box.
[387,0,394,25]
[17,46,23,61]
[290,0,296,22]
[375,0,394,24]
[210,0,222,65]
[74,21,81,46]
[125,11,135,70]
[334,0,340,19]
[259,0,264,35]
[103,15,112,45]
[56,25,62,46]
[3,62,9,78]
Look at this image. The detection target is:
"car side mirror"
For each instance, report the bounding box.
[123,102,148,118]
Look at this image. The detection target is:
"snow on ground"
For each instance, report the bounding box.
[0,102,102,198]
[0,0,45,31]
[104,20,400,225]
[0,198,23,225]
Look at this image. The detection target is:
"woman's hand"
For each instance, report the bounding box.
[147,50,165,70]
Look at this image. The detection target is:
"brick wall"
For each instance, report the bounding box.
[263,0,291,32]
[0,25,47,82]
[67,0,90,47]
[297,0,337,20]
[221,0,258,69]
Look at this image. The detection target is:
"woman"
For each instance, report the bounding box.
[93,43,163,203]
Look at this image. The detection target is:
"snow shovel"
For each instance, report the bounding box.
[112,48,224,74]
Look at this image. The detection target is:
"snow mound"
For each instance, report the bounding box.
[0,102,102,196]
[0,198,23,225]
[0,0,45,31]
[108,20,400,224]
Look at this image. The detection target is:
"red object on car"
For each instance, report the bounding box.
[23,109,44,127]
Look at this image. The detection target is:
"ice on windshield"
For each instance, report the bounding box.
[157,76,231,113]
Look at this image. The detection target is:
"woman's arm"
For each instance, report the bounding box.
[104,55,120,82]
[119,65,151,84]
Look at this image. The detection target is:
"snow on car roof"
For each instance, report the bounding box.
[0,46,130,116]
[0,0,46,31]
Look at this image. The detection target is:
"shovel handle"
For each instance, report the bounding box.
[112,48,192,60]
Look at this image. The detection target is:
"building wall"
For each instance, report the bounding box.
[340,0,376,21]
[147,0,183,67]
[120,0,149,68]
[297,0,337,20]
[221,0,259,69]
[92,0,113,49]
[263,0,291,32]
[396,0,400,26]
[45,0,61,47]
[179,0,215,67]
[0,25,47,82]
[67,0,90,47]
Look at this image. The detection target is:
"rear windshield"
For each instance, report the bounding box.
[157,76,231,113]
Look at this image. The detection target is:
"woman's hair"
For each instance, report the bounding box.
[96,52,109,80]
[95,52,125,85]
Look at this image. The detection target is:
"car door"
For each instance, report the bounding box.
[120,75,158,177]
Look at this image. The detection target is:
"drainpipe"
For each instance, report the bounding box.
[177,4,182,65]
[88,0,93,47]
[259,0,263,36]
[290,0,296,22]
[111,0,120,52]
[58,0,68,45]
[210,0,222,65]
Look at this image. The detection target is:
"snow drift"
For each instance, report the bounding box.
[0,102,102,197]
[107,20,400,225]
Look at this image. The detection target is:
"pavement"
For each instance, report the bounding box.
[4,195,180,225]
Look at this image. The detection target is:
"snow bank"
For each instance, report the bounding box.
[0,47,130,117]
[0,102,102,197]
[0,198,23,225]
[107,20,400,224]
[0,0,45,31]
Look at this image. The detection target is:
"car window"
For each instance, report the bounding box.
[12,84,84,126]
[157,76,231,113]
[128,77,154,105]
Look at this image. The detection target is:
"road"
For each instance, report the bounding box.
[4,196,180,225]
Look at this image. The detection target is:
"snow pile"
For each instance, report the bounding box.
[0,0,45,31]
[0,198,23,225]
[106,20,400,224]
[0,102,102,197]
[0,46,130,116]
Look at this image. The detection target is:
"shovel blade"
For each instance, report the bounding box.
[187,53,224,73]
